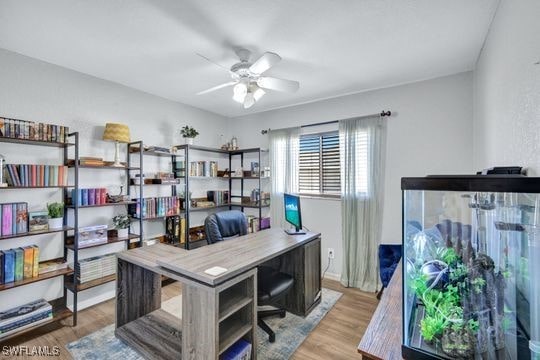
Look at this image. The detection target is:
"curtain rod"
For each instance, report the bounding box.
[260,110,391,135]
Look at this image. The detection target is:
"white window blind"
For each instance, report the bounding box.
[299,132,341,195]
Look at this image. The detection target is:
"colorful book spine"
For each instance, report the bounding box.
[3,250,14,283]
[0,251,4,285]
[22,247,33,279]
[82,189,88,206]
[88,188,95,206]
[32,245,39,277]
[2,204,12,236]
[13,248,23,282]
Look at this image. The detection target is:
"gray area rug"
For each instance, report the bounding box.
[66,288,342,359]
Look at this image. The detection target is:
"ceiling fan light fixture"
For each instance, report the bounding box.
[253,87,265,102]
[233,82,247,103]
[243,93,255,109]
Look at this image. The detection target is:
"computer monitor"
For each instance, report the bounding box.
[284,193,306,235]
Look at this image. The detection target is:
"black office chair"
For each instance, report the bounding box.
[205,210,248,244]
[204,210,294,343]
[257,264,294,342]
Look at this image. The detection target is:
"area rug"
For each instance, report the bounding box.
[66,288,342,359]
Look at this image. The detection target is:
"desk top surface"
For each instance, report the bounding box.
[357,261,402,360]
[117,228,320,286]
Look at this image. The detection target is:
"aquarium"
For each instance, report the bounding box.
[402,176,540,360]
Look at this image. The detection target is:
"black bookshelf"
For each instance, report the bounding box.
[0,133,77,342]
[63,136,143,326]
[173,145,270,250]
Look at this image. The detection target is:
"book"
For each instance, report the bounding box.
[28,211,48,232]
[88,188,95,206]
[15,203,28,233]
[13,248,23,281]
[22,246,33,279]
[0,251,3,285]
[32,245,39,277]
[220,339,252,360]
[3,249,14,283]
[82,189,88,206]
[38,259,68,274]
[0,299,52,323]
[2,204,12,236]
[78,224,108,248]
[0,311,52,335]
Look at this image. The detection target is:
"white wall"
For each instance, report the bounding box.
[474,1,540,175]
[0,48,230,311]
[230,72,475,278]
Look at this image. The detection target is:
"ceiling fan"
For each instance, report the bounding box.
[196,48,300,109]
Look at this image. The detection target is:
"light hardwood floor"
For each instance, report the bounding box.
[5,279,378,360]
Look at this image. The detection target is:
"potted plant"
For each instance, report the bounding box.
[47,202,64,229]
[180,126,199,145]
[112,214,130,238]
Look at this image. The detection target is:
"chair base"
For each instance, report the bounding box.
[376,287,384,300]
[258,308,287,343]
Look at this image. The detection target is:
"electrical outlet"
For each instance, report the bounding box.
[328,248,335,259]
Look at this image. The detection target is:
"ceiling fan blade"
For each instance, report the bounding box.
[196,81,237,95]
[196,53,234,74]
[243,93,255,109]
[257,77,299,93]
[249,52,281,74]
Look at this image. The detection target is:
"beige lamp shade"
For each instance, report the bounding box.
[103,123,130,143]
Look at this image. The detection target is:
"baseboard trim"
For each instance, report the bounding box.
[323,272,341,282]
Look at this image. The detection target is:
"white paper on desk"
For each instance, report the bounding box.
[204,266,228,276]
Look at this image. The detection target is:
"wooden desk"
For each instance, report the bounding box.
[115,229,322,360]
[357,262,402,360]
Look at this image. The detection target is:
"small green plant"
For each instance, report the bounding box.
[421,313,447,342]
[112,214,130,229]
[180,126,199,138]
[468,319,479,333]
[436,247,460,267]
[47,202,64,219]
[450,263,468,281]
[471,277,486,294]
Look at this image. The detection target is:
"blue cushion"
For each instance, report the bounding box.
[378,244,402,287]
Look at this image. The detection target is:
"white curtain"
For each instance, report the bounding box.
[269,127,300,229]
[340,116,386,291]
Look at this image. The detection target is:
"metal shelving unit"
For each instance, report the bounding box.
[127,143,178,247]
[0,134,76,342]
[64,135,143,325]
[174,145,270,250]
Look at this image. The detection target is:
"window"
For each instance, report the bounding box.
[298,132,341,195]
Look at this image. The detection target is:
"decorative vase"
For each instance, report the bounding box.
[185,138,194,145]
[117,228,129,238]
[48,217,63,229]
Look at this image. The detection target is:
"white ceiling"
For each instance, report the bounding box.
[0,0,498,118]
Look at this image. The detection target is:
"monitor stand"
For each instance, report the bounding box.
[285,228,306,235]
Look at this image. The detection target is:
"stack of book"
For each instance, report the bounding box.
[0,118,69,143]
[70,188,108,206]
[3,164,68,187]
[75,254,116,284]
[38,259,69,275]
[1,202,28,236]
[129,196,181,219]
[247,216,260,234]
[165,216,186,245]
[206,190,230,206]
[0,245,39,284]
[0,299,53,339]
[189,161,218,177]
